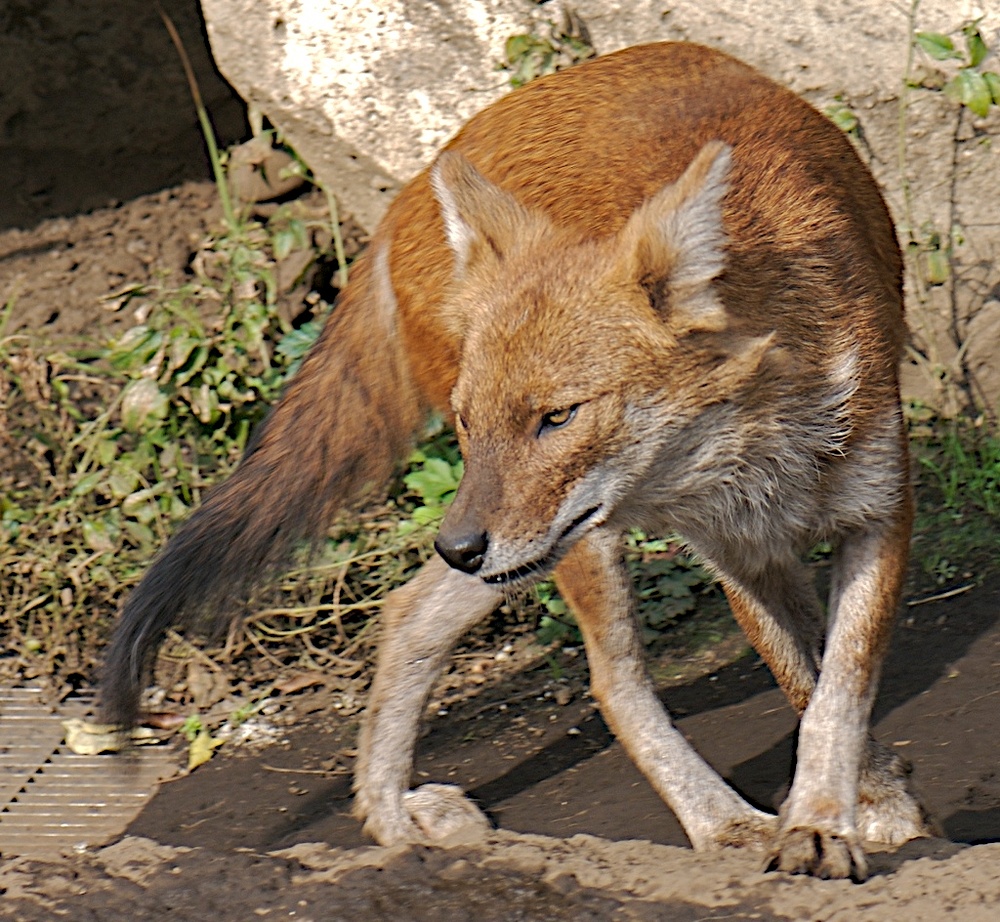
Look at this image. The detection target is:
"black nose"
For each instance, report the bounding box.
[435,530,489,574]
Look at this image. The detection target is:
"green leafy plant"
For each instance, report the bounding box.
[913,22,1000,116]
[179,713,205,741]
[905,19,999,294]
[0,79,344,686]
[534,580,580,646]
[159,7,236,230]
[502,7,596,87]
[824,97,861,137]
[894,5,1000,413]
[179,713,224,769]
[625,531,717,641]
[530,531,719,649]
[910,408,1000,585]
[109,237,291,440]
[0,213,333,676]
[398,427,464,534]
[228,689,272,728]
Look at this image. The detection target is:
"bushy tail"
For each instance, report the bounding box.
[100,250,424,727]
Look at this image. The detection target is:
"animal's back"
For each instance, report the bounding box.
[388,42,903,413]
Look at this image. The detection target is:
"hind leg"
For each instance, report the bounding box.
[354,555,501,845]
[718,555,825,718]
[856,736,936,846]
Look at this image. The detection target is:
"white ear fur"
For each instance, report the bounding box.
[430,150,544,281]
[625,141,733,333]
[659,141,731,290]
[430,154,477,277]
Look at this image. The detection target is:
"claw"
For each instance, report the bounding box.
[764,827,868,882]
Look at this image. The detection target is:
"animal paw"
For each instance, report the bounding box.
[704,810,779,851]
[857,787,935,846]
[402,783,493,840]
[857,742,936,845]
[765,825,868,881]
[360,783,491,846]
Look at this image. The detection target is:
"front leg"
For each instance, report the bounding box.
[769,512,912,881]
[720,558,931,853]
[354,555,501,844]
[555,529,776,851]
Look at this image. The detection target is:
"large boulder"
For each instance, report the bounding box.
[198,0,932,230]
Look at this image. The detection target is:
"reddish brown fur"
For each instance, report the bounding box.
[103,42,925,881]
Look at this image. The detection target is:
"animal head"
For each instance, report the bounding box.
[430,142,774,584]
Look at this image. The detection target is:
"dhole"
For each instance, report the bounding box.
[102,42,931,880]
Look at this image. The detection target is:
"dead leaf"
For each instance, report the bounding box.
[228,136,304,203]
[144,711,188,730]
[187,660,228,709]
[187,729,225,771]
[274,671,327,695]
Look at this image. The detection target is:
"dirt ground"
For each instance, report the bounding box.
[2,3,1000,920]
[1,567,998,920]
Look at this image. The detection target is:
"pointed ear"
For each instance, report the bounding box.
[431,150,548,279]
[619,141,732,334]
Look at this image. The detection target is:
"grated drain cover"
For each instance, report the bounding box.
[0,687,177,858]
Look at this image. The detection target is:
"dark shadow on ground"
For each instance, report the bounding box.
[128,576,1000,854]
[0,0,247,231]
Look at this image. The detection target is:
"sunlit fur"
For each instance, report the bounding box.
[102,43,926,882]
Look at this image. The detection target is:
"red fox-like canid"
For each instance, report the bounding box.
[102,42,933,879]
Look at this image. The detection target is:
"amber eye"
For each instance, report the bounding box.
[538,404,578,435]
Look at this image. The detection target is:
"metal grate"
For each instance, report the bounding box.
[0,687,177,858]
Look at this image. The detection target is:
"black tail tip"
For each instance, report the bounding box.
[98,647,145,730]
